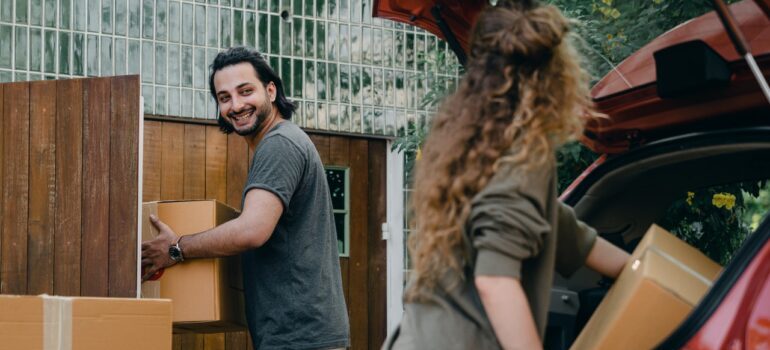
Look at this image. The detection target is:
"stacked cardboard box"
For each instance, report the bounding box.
[141,200,247,332]
[571,224,723,350]
[0,295,171,350]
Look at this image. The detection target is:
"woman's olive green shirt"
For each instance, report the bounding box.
[385,157,598,349]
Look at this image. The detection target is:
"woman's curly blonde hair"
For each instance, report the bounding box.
[406,0,595,300]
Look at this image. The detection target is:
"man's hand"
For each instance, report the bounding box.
[141,215,180,282]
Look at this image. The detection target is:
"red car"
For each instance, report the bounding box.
[375,1,770,349]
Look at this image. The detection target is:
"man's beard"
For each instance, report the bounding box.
[230,99,273,137]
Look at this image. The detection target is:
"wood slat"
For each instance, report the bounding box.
[1,82,30,295]
[108,75,140,297]
[329,136,350,166]
[27,81,56,295]
[225,330,253,350]
[226,133,248,210]
[142,120,163,202]
[184,124,207,200]
[172,334,183,350]
[180,334,205,350]
[348,138,369,350]
[309,134,330,164]
[161,122,185,200]
[204,333,225,350]
[54,79,83,296]
[339,257,350,304]
[81,77,112,297]
[367,140,388,350]
[205,126,228,203]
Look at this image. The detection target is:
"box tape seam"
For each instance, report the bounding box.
[42,295,73,350]
[644,247,713,286]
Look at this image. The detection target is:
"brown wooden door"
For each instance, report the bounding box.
[0,76,140,298]
[309,133,388,350]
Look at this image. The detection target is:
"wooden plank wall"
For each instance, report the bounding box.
[143,120,388,350]
[0,76,140,298]
[0,76,387,349]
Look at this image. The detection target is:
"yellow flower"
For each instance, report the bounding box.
[686,192,695,206]
[610,8,621,18]
[416,147,422,161]
[607,34,614,40]
[712,193,736,210]
[602,0,613,5]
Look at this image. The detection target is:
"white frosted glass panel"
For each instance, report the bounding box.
[115,38,126,75]
[141,41,153,82]
[127,39,140,74]
[156,0,168,40]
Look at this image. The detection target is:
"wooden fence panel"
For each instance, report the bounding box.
[108,75,140,297]
[27,81,56,295]
[1,82,30,295]
[184,124,207,200]
[161,122,185,201]
[309,134,330,164]
[329,136,350,166]
[205,126,228,203]
[0,76,140,298]
[54,78,84,296]
[349,138,370,350]
[368,140,388,350]
[226,134,248,210]
[81,78,112,297]
[143,120,163,202]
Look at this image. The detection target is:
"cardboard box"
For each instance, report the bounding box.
[141,200,246,332]
[571,224,723,350]
[0,294,171,350]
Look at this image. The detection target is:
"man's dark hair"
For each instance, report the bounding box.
[209,46,296,133]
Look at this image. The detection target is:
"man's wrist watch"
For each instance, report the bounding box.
[169,236,185,263]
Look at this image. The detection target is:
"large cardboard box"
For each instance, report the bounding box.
[141,200,246,332]
[0,294,171,350]
[571,225,723,350]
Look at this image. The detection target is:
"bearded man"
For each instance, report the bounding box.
[141,46,350,350]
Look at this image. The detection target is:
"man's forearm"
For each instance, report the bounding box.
[178,217,263,259]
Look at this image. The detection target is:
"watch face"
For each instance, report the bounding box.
[169,245,182,261]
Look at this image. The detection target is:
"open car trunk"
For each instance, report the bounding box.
[552,126,770,349]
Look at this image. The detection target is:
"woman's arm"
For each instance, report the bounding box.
[475,276,542,350]
[584,237,630,279]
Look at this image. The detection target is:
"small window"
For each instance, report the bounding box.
[326,167,350,257]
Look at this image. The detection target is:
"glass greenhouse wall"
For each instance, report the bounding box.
[0,0,459,136]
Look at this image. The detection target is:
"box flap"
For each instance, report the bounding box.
[641,248,714,306]
[632,225,722,280]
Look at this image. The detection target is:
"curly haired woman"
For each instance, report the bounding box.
[384,1,630,349]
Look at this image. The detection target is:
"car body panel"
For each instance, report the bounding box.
[373,0,770,154]
[371,0,484,54]
[683,231,770,350]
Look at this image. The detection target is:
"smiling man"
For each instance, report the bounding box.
[141,46,350,350]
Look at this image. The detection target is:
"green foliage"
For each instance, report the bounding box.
[556,142,598,194]
[545,0,740,80]
[659,181,768,265]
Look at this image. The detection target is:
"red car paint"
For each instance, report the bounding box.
[684,232,770,349]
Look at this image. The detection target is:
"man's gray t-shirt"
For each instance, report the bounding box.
[241,121,350,350]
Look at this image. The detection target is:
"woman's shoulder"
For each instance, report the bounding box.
[476,155,557,201]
